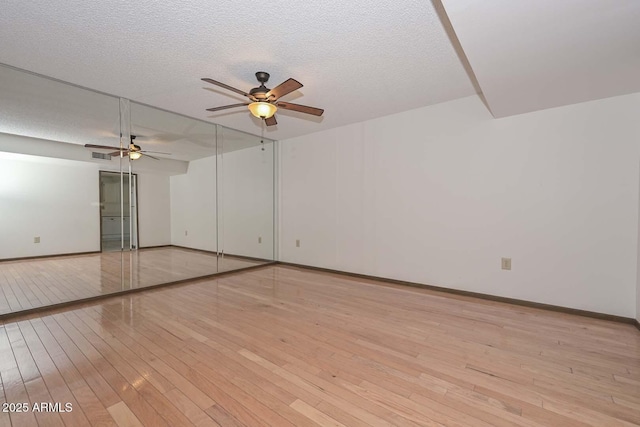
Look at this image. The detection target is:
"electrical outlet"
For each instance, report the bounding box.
[296,239,300,247]
[501,257,511,270]
[185,230,188,236]
[34,236,40,243]
[258,236,262,244]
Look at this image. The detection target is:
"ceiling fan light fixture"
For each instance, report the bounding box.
[248,102,277,119]
[202,73,322,127]
[129,144,142,160]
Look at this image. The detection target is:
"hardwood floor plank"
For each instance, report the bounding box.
[238,348,412,427]
[39,315,121,409]
[290,399,347,427]
[81,305,298,427]
[204,404,246,427]
[11,322,73,427]
[0,372,11,427]
[81,309,218,411]
[26,318,117,427]
[107,401,144,427]
[62,310,197,427]
[0,326,39,427]
[539,396,638,427]
[163,389,221,427]
[51,313,173,427]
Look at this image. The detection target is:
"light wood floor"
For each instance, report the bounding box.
[0,247,265,315]
[0,265,638,427]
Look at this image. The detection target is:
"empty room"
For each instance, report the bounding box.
[1,1,639,426]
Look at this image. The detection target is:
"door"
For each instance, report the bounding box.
[99,171,138,251]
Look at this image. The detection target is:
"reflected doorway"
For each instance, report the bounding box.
[99,171,138,252]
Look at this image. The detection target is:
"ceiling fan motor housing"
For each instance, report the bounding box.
[255,71,270,83]
[250,72,271,99]
[249,85,269,99]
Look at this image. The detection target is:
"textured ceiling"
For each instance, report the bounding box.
[441,0,640,117]
[0,65,263,161]
[0,0,477,140]
[3,1,636,141]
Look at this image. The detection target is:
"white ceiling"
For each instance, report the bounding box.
[441,0,640,117]
[1,1,638,142]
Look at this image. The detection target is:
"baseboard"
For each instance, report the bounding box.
[139,245,173,250]
[0,250,101,262]
[170,244,218,255]
[220,251,275,263]
[170,245,273,263]
[277,261,637,326]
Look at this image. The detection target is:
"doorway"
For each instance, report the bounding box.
[99,171,138,251]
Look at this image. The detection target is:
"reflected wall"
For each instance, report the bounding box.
[218,127,275,264]
[0,64,276,316]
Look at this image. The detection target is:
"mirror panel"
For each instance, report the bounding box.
[0,64,276,317]
[0,65,125,313]
[125,101,221,289]
[218,126,275,271]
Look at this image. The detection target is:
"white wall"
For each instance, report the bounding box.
[170,156,217,252]
[0,153,100,258]
[221,143,274,259]
[0,134,174,258]
[280,93,640,318]
[137,172,171,247]
[169,146,275,260]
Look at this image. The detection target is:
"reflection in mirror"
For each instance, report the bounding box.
[0,64,124,314]
[0,64,276,317]
[124,102,222,288]
[218,126,275,271]
[99,171,137,251]
[125,102,275,286]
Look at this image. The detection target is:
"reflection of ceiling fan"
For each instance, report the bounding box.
[202,71,324,126]
[85,136,170,160]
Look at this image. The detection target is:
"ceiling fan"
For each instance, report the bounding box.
[202,71,324,126]
[85,136,170,160]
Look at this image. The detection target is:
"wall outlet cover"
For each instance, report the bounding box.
[501,257,511,270]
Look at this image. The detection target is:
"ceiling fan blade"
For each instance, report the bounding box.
[277,101,324,116]
[108,151,123,157]
[140,150,171,155]
[201,78,252,99]
[206,103,249,112]
[142,153,160,160]
[265,115,277,126]
[85,144,124,150]
[265,78,303,100]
